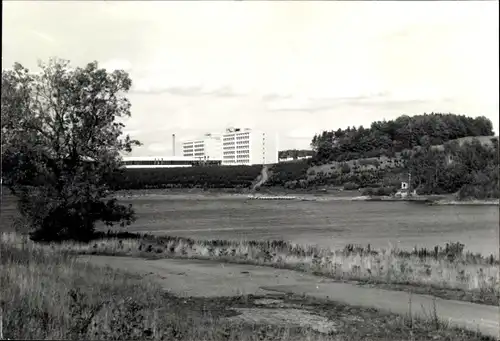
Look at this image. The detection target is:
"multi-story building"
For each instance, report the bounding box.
[182,128,278,166]
[221,128,278,166]
[181,133,222,161]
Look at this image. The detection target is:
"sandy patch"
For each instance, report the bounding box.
[228,308,341,334]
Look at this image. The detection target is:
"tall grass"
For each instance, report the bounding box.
[1,233,495,341]
[0,235,337,340]
[4,232,498,306]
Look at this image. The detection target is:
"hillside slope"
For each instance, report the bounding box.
[263,135,499,199]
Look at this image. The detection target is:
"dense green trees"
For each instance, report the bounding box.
[409,138,499,198]
[262,161,310,188]
[301,113,498,198]
[1,59,140,241]
[311,113,494,163]
[108,165,262,190]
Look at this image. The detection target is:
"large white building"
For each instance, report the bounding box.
[181,128,278,166]
[181,133,222,161]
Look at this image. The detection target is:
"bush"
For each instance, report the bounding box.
[343,182,360,190]
[340,163,351,174]
[362,186,396,196]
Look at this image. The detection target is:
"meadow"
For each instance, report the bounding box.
[3,229,498,307]
[1,232,495,341]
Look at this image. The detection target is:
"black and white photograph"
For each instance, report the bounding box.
[1,1,499,340]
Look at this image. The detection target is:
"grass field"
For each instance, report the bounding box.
[4,231,498,307]
[1,232,495,340]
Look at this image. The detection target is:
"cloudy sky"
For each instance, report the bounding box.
[2,1,498,156]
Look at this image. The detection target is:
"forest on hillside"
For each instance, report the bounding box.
[265,113,499,199]
[267,137,499,199]
[310,113,494,163]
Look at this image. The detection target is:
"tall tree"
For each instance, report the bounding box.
[1,58,141,241]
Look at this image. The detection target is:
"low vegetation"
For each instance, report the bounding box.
[0,234,321,340]
[107,165,262,190]
[278,149,314,160]
[6,231,497,306]
[1,233,496,340]
[264,161,310,188]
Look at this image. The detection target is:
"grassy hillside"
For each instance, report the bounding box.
[264,135,499,198]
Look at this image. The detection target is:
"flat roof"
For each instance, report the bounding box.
[122,156,197,161]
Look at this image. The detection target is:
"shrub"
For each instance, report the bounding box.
[343,182,360,190]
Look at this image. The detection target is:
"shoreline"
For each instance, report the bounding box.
[113,188,499,205]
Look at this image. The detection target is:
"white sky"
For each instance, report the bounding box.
[2,1,498,156]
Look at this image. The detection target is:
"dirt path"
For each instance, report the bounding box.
[252,165,270,190]
[79,256,499,338]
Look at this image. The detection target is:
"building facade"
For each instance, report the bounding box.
[181,133,222,161]
[182,128,278,166]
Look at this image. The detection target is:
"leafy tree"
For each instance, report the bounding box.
[1,58,141,241]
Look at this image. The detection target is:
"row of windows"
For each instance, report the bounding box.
[224,150,250,155]
[222,134,248,141]
[224,160,250,164]
[224,145,248,149]
[223,158,249,162]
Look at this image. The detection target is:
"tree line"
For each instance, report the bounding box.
[310,113,494,163]
[107,166,262,190]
